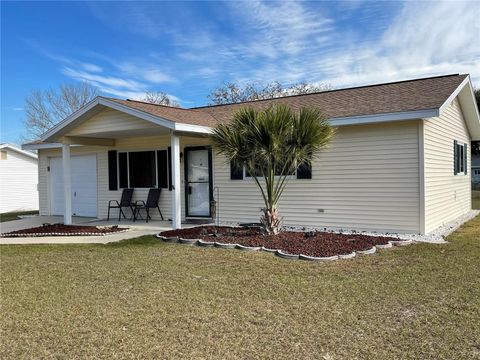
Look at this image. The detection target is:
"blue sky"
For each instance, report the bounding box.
[1,1,479,144]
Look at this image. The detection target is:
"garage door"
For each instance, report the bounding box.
[50,155,97,217]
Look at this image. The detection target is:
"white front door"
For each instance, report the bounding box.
[185,148,211,217]
[50,155,97,217]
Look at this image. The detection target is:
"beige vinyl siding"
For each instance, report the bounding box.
[214,121,421,233]
[423,98,471,233]
[38,114,421,232]
[68,108,160,136]
[38,135,210,220]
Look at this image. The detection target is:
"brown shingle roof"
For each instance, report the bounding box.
[25,74,471,147]
[107,98,219,127]
[105,74,467,127]
[192,74,468,123]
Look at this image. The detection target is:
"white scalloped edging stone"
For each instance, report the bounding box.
[236,244,261,251]
[214,242,237,249]
[356,246,377,255]
[159,235,179,243]
[178,238,199,245]
[375,241,393,250]
[299,254,339,262]
[390,239,413,246]
[261,246,278,253]
[276,250,299,260]
[338,252,356,260]
[1,229,129,238]
[198,239,215,247]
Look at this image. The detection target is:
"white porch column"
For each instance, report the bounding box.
[62,143,72,225]
[170,133,182,229]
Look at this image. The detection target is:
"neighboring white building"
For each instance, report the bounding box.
[23,74,480,234]
[0,144,39,213]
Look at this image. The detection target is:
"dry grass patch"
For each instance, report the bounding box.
[0,210,38,223]
[1,217,479,359]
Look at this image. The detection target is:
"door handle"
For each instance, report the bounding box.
[74,192,77,197]
[188,186,192,194]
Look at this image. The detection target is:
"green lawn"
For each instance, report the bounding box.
[0,210,39,223]
[1,217,479,359]
[473,190,480,209]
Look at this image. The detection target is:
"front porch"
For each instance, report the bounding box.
[24,97,215,230]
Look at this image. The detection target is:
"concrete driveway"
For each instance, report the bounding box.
[0,216,176,245]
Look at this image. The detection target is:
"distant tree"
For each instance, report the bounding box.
[23,82,99,140]
[207,81,332,105]
[142,91,180,107]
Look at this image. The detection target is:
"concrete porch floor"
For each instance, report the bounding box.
[0,215,200,245]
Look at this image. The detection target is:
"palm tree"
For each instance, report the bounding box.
[211,104,334,235]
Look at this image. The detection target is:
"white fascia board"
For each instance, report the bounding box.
[1,144,38,159]
[22,143,80,150]
[438,76,471,115]
[174,123,212,134]
[457,79,480,140]
[329,109,439,126]
[436,75,480,140]
[41,97,101,142]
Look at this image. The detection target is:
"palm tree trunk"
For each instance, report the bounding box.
[260,205,282,235]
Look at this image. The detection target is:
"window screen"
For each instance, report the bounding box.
[128,151,156,188]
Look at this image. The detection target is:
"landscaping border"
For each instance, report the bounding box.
[155,231,415,262]
[1,228,129,238]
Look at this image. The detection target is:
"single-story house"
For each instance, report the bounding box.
[0,143,39,213]
[23,74,480,234]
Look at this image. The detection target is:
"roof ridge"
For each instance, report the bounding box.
[190,73,465,110]
[123,98,205,113]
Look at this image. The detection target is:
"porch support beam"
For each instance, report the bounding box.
[170,132,182,229]
[61,136,115,146]
[62,144,72,225]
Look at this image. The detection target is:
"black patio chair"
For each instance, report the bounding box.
[107,188,134,221]
[133,188,164,222]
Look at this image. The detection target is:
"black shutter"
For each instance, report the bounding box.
[118,152,128,188]
[157,150,168,188]
[230,160,243,180]
[464,143,468,175]
[108,150,118,190]
[167,147,172,190]
[454,140,458,175]
[297,161,312,179]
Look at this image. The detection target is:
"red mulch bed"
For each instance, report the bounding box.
[160,226,398,257]
[2,224,128,237]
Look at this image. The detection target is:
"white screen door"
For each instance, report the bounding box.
[185,148,211,217]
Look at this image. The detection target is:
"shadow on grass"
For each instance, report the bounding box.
[106,235,160,247]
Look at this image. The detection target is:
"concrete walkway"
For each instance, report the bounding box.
[0,216,180,245]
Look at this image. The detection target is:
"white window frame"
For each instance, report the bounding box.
[454,142,467,176]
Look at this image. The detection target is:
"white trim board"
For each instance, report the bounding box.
[329,109,439,126]
[0,143,38,159]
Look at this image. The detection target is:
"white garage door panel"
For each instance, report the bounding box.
[50,155,97,217]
